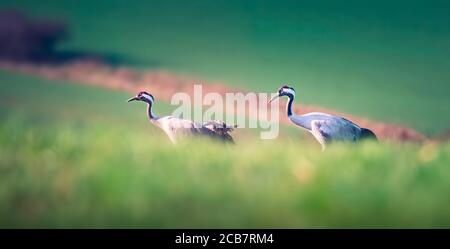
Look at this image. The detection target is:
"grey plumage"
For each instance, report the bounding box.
[202,120,237,143]
[269,85,377,150]
[128,91,236,143]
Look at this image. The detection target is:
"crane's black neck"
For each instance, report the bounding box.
[286,94,294,117]
[147,102,157,120]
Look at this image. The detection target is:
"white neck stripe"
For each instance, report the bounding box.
[283,88,295,97]
[142,93,154,103]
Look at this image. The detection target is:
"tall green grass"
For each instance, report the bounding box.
[1,116,450,228]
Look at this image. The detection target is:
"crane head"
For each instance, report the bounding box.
[269,85,296,103]
[127,91,154,104]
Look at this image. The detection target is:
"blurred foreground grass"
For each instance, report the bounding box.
[1,116,450,228]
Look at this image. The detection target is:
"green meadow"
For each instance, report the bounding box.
[1,0,450,228]
[1,71,450,228]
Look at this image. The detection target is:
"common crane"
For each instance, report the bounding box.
[269,85,377,150]
[128,91,236,143]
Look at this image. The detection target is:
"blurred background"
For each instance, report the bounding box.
[1,0,450,134]
[1,0,450,228]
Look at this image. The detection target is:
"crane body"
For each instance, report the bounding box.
[269,85,377,149]
[128,91,235,144]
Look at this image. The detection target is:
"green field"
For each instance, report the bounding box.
[1,0,450,228]
[1,71,450,228]
[1,0,450,134]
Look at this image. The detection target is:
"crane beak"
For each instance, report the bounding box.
[268,94,280,104]
[127,96,139,102]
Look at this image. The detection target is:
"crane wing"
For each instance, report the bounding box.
[156,116,199,143]
[310,119,360,144]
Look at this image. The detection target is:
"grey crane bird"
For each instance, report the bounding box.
[128,91,236,144]
[269,85,377,150]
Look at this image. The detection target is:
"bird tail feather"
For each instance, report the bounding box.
[361,128,377,141]
[202,120,237,143]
